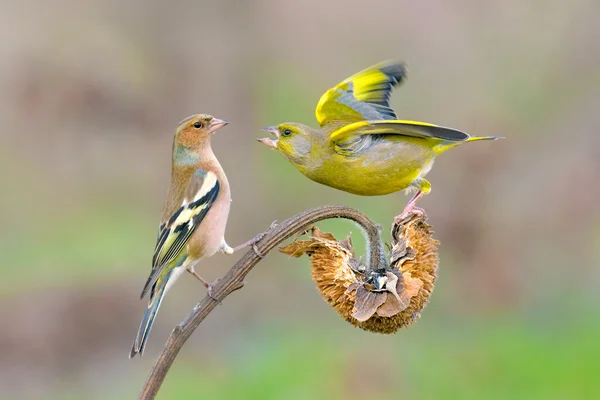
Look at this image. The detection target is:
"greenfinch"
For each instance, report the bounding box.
[258,61,500,219]
[131,114,253,358]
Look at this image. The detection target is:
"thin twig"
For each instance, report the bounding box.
[138,205,385,400]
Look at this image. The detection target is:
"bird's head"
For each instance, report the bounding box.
[258,123,316,165]
[175,114,228,148]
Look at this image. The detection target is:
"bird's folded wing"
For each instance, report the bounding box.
[315,61,408,127]
[330,120,470,146]
[140,169,220,299]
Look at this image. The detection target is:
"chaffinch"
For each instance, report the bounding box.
[131,114,251,357]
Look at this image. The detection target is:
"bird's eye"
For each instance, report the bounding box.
[282,129,292,136]
[193,122,203,129]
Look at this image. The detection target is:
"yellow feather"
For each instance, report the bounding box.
[329,121,370,141]
[315,61,407,126]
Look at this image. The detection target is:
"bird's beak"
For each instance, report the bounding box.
[257,126,280,149]
[209,118,229,133]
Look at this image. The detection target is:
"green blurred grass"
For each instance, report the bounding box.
[58,317,599,400]
[0,201,153,296]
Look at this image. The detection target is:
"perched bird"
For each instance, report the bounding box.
[258,61,500,219]
[131,114,254,358]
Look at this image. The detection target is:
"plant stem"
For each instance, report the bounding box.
[138,205,385,400]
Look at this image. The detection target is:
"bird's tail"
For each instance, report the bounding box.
[465,135,503,143]
[129,283,167,358]
[435,135,502,153]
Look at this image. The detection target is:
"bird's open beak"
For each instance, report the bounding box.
[257,126,280,149]
[209,118,229,133]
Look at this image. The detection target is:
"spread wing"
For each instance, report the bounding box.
[140,169,220,298]
[330,120,470,143]
[329,120,470,155]
[315,61,408,127]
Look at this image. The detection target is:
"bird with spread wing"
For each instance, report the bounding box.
[130,114,257,358]
[258,61,500,220]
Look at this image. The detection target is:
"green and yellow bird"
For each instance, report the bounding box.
[258,61,500,219]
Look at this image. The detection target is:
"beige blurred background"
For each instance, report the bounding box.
[1,0,599,399]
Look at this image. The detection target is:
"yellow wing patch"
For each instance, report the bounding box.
[328,121,371,141]
[315,61,408,127]
[349,69,393,103]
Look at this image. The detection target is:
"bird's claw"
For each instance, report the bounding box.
[206,278,222,301]
[233,222,275,259]
[248,226,274,259]
[252,242,265,259]
[394,206,425,225]
[252,230,268,243]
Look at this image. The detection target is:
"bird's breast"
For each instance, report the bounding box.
[186,184,231,260]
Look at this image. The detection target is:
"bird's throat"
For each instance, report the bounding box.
[173,144,203,166]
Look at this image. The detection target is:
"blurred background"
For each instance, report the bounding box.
[1,0,599,399]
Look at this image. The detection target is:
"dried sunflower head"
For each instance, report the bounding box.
[280,212,439,333]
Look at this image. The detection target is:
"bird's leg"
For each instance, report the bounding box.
[186,264,222,301]
[200,228,272,300]
[395,178,431,223]
[231,232,266,258]
[228,221,278,258]
[186,264,211,288]
[394,191,425,224]
[232,237,257,253]
[206,278,222,301]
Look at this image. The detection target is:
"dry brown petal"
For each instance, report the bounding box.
[376,291,405,317]
[384,271,403,300]
[279,240,317,258]
[352,287,387,322]
[401,273,424,299]
[346,281,361,294]
[280,227,340,258]
[311,227,338,241]
[339,234,355,253]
